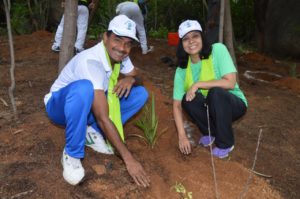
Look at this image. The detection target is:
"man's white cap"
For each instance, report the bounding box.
[178,20,202,38]
[108,15,139,42]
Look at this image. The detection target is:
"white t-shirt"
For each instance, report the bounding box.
[44,41,134,105]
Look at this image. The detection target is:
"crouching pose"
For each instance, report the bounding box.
[173,20,247,158]
[44,15,150,186]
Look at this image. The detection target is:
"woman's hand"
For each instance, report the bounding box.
[178,133,192,155]
[185,83,199,101]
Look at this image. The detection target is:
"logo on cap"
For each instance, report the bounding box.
[186,21,191,28]
[125,21,132,30]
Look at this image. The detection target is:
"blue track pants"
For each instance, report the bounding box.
[46,80,148,158]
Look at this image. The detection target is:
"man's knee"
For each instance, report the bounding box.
[134,86,148,106]
[71,80,94,103]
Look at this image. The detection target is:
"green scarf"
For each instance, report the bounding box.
[184,55,215,97]
[104,44,125,142]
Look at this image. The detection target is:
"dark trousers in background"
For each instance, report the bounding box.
[181,87,247,149]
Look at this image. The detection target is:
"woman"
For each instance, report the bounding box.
[173,20,247,158]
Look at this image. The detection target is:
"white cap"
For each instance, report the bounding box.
[108,15,139,42]
[178,20,202,38]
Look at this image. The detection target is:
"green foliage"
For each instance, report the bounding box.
[10,1,31,34]
[172,182,193,199]
[87,24,106,40]
[134,93,159,149]
[148,26,168,39]
[147,0,206,33]
[3,0,51,35]
[28,0,51,31]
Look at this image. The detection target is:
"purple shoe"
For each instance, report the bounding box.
[212,146,235,159]
[199,136,215,147]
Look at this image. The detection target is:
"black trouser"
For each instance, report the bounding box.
[181,87,247,148]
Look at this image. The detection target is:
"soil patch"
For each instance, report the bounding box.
[0,31,299,198]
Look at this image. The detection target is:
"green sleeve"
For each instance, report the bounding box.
[173,68,186,100]
[212,43,237,78]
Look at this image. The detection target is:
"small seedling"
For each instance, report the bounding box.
[134,93,167,149]
[172,182,193,199]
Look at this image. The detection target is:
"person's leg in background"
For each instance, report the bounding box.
[52,15,65,52]
[75,5,89,52]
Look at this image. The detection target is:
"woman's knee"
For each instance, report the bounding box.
[181,94,193,111]
[207,87,227,99]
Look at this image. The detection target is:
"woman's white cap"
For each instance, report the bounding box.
[108,15,139,42]
[178,20,202,38]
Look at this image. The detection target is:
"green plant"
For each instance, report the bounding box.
[134,93,166,148]
[148,26,168,39]
[10,1,31,34]
[87,24,106,40]
[172,182,193,199]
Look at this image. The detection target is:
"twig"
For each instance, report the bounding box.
[10,189,34,199]
[206,104,220,199]
[28,81,32,88]
[251,170,272,178]
[240,128,263,199]
[0,97,9,106]
[3,0,18,119]
[12,129,24,135]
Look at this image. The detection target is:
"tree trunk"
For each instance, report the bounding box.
[223,0,237,68]
[218,0,225,42]
[3,0,18,119]
[88,0,99,24]
[205,0,221,46]
[58,0,77,73]
[254,0,269,53]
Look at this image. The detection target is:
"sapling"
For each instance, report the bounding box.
[134,93,167,148]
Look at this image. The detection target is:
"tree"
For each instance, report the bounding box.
[223,0,237,67]
[58,0,77,72]
[3,0,18,119]
[254,0,269,52]
[88,0,99,24]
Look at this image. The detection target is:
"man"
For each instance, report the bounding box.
[116,1,153,55]
[44,15,150,187]
[51,0,96,53]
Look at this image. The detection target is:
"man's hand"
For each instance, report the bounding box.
[125,157,150,187]
[113,76,135,98]
[93,90,150,187]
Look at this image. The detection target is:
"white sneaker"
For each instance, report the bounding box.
[61,150,85,185]
[142,46,154,54]
[85,126,114,154]
[51,44,60,52]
